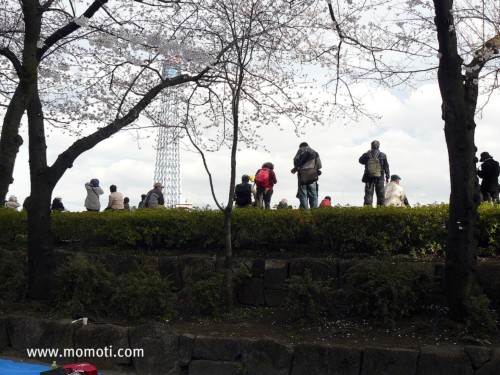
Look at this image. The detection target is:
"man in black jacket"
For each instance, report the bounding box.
[359,140,390,206]
[234,174,252,208]
[478,151,500,203]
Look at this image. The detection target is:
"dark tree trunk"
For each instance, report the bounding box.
[433,0,482,318]
[0,0,41,200]
[26,84,56,299]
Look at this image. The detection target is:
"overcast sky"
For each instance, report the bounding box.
[7,82,500,212]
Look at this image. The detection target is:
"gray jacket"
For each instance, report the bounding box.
[84,183,104,210]
[293,146,322,170]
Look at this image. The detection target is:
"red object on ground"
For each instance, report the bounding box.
[62,363,98,375]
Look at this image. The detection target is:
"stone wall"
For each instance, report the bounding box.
[0,317,499,374]
[92,253,500,307]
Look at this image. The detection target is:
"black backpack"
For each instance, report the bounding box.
[235,183,252,206]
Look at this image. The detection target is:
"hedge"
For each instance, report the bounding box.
[1,203,499,257]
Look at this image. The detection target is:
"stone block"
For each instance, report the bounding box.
[7,316,74,363]
[361,347,419,375]
[0,317,9,352]
[192,336,240,361]
[74,323,130,368]
[417,346,473,375]
[477,262,500,306]
[158,256,182,291]
[263,259,289,290]
[475,348,500,375]
[97,253,140,276]
[179,333,195,367]
[238,278,265,305]
[291,343,361,375]
[264,289,287,307]
[241,337,293,375]
[178,255,216,286]
[129,322,179,375]
[464,346,491,370]
[188,359,240,375]
[289,258,337,282]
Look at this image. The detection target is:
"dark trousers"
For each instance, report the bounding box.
[364,178,385,206]
[482,190,499,203]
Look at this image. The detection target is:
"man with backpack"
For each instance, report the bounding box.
[359,140,390,206]
[234,174,253,208]
[291,142,322,209]
[254,162,277,209]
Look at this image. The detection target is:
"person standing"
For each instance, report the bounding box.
[291,142,322,209]
[84,178,104,211]
[477,151,500,203]
[255,162,277,209]
[359,140,390,206]
[106,184,125,210]
[234,174,253,208]
[384,175,410,207]
[144,182,165,208]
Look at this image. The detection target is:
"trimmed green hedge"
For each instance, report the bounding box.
[1,203,499,257]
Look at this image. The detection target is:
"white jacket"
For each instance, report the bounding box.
[384,181,407,207]
[84,183,104,210]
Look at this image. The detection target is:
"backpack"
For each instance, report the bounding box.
[366,151,382,178]
[255,168,270,188]
[235,183,252,206]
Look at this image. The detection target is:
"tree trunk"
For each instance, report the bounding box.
[224,209,234,310]
[0,0,41,200]
[26,84,56,299]
[434,0,481,318]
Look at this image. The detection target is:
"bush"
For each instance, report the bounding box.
[0,255,27,301]
[345,261,436,325]
[286,269,332,322]
[112,268,177,320]
[181,262,251,317]
[55,253,115,317]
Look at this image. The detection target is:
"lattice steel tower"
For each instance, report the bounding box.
[154,64,182,208]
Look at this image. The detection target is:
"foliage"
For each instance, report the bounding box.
[4,204,500,258]
[54,254,115,318]
[345,261,436,326]
[112,268,177,320]
[0,209,28,249]
[181,262,251,317]
[0,253,27,301]
[463,294,497,331]
[286,269,332,322]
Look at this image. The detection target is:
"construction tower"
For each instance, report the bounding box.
[153,64,182,207]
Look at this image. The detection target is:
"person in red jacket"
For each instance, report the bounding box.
[254,162,277,209]
[319,196,332,208]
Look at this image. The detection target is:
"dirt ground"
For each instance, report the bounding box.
[167,305,500,350]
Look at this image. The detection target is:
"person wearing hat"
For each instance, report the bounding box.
[477,152,500,203]
[234,174,253,208]
[4,195,21,210]
[384,175,410,207]
[84,178,104,211]
[144,182,165,208]
[51,196,66,211]
[276,198,289,209]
